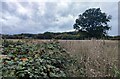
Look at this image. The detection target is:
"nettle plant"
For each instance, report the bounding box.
[1,40,81,78]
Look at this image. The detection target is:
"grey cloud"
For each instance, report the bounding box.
[1,2,118,35]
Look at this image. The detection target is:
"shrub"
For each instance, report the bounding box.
[1,40,81,78]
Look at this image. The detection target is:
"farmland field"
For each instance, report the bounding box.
[0,39,119,78]
[59,40,119,77]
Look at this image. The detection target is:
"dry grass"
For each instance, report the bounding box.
[59,39,119,77]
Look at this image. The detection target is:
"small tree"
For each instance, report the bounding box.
[73,8,111,38]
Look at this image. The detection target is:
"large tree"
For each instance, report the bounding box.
[73,8,111,38]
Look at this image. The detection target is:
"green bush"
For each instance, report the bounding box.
[1,40,81,78]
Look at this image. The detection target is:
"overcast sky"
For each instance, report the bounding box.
[0,0,119,35]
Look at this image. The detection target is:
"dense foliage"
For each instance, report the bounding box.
[1,32,81,40]
[1,32,119,40]
[73,8,111,38]
[1,40,82,78]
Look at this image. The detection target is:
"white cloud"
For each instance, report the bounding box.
[1,0,119,2]
[37,2,46,16]
[53,14,74,26]
[17,5,28,15]
[0,1,118,35]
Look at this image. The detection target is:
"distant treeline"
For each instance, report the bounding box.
[1,31,120,40]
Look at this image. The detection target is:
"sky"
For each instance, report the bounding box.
[0,0,119,36]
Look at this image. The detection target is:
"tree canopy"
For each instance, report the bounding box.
[73,8,112,38]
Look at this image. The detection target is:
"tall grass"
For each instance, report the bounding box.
[59,39,119,77]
